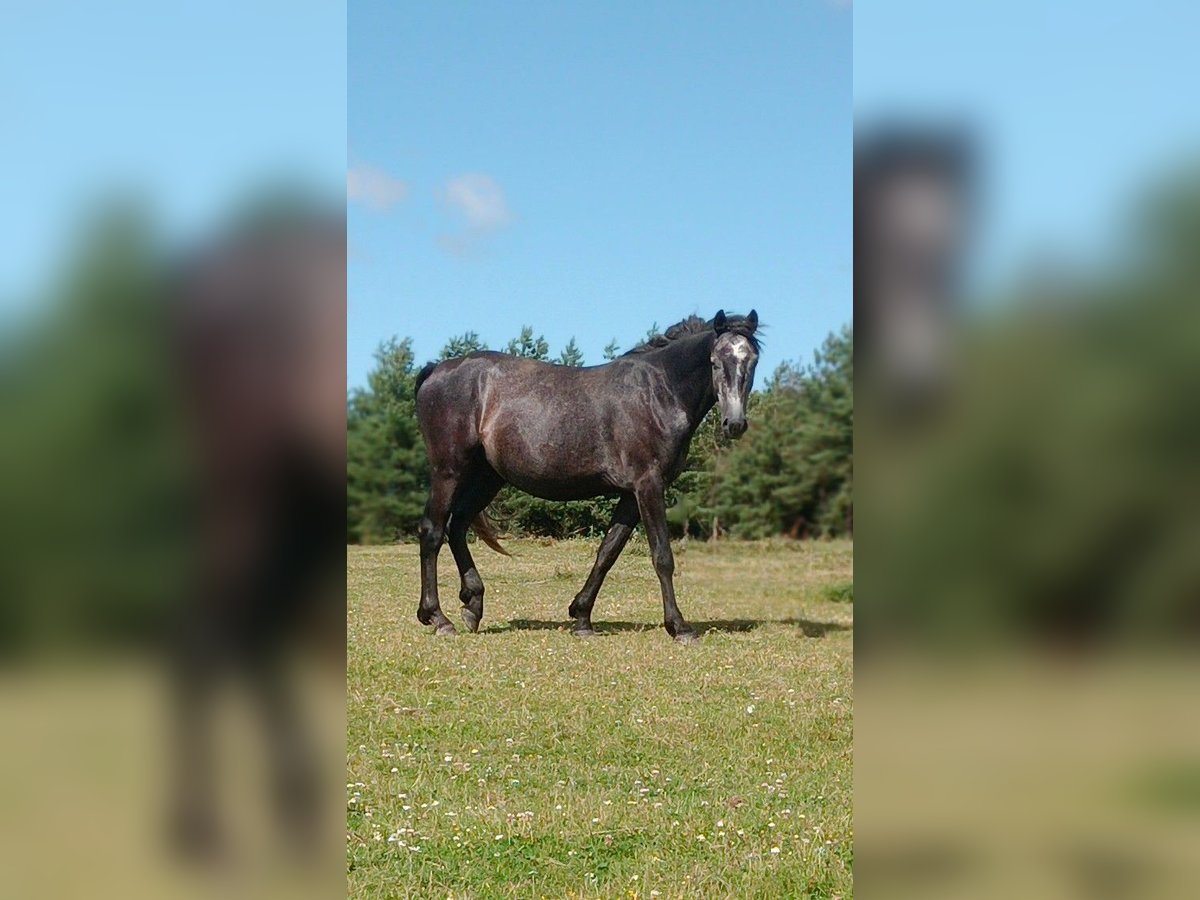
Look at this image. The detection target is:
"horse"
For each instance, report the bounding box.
[413,309,760,643]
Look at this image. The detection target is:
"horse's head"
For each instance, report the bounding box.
[710,309,760,438]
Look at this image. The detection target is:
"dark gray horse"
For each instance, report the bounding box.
[413,310,759,642]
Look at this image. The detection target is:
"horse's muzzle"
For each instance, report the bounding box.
[722,418,748,439]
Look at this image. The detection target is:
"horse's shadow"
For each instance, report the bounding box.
[487,617,850,638]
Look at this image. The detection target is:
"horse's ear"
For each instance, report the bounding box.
[746,309,758,330]
[713,309,727,332]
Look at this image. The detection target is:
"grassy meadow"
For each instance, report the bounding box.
[347,537,853,898]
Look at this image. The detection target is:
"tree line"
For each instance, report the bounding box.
[347,323,852,544]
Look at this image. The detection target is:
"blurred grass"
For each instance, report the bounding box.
[0,662,346,900]
[856,656,1200,900]
[347,538,853,898]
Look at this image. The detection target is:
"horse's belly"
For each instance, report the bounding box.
[482,406,614,497]
[491,462,613,501]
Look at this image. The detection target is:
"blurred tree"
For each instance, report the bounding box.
[558,337,585,367]
[505,326,550,360]
[0,200,187,651]
[439,331,488,360]
[863,169,1200,644]
[602,338,620,361]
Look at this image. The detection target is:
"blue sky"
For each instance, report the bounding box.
[855,0,1200,293]
[7,1,1200,378]
[0,1,345,312]
[348,1,852,388]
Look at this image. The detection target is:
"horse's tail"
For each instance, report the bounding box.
[413,361,438,397]
[472,510,511,556]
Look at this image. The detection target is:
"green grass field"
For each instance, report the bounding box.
[347,537,853,899]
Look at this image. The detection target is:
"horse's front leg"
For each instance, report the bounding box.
[634,479,697,643]
[569,493,639,635]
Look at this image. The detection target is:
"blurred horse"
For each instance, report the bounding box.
[170,210,344,861]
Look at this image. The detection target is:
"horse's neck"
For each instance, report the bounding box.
[656,333,716,428]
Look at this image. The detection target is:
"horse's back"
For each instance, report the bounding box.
[425,354,623,491]
[416,351,596,442]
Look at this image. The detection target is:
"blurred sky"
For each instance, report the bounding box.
[348,0,851,388]
[0,0,346,311]
[855,0,1200,293]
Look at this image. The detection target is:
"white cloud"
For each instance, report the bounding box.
[443,173,511,230]
[436,233,475,257]
[438,173,512,255]
[347,164,409,211]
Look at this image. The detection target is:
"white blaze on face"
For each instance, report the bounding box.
[729,334,754,363]
[713,333,757,422]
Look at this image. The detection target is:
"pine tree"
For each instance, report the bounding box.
[602,338,620,361]
[440,331,488,360]
[505,326,550,360]
[558,337,585,367]
[346,338,429,543]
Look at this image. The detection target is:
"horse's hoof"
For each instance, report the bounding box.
[435,622,457,637]
[461,608,481,633]
[572,626,598,639]
[673,631,700,645]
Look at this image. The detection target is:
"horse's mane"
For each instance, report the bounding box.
[623,313,761,357]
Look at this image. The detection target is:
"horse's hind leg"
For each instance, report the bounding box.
[418,472,459,635]
[447,464,504,633]
[568,493,639,636]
